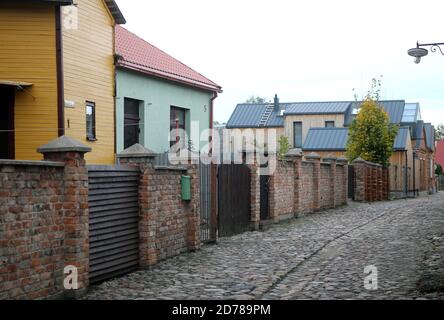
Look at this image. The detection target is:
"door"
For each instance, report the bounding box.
[218,164,251,237]
[260,174,270,220]
[124,98,140,149]
[0,86,15,159]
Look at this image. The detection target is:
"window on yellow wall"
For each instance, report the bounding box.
[86,101,96,141]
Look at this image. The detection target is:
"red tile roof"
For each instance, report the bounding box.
[115,25,222,92]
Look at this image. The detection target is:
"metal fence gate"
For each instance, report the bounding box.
[199,162,214,242]
[87,165,140,284]
[217,164,251,237]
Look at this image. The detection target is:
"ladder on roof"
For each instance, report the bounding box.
[259,104,274,126]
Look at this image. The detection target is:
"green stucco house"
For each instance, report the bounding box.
[115,25,222,153]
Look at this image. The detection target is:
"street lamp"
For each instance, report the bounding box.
[408,41,444,64]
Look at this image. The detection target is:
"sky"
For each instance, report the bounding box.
[114,0,444,126]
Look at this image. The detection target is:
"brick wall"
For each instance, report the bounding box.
[352,157,389,202]
[0,162,65,299]
[0,137,90,300]
[300,161,315,214]
[258,151,348,223]
[118,150,200,268]
[269,159,294,220]
[320,163,332,209]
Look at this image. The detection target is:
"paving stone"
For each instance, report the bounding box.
[84,194,444,300]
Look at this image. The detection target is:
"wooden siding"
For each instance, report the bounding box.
[284,114,345,148]
[0,3,58,160]
[63,0,115,164]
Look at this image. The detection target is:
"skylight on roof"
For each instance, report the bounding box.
[402,103,419,123]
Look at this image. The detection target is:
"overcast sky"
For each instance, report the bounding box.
[115,0,444,126]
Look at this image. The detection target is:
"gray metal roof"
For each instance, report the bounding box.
[227,99,406,129]
[283,102,351,115]
[424,123,435,151]
[104,0,126,24]
[345,100,405,125]
[226,104,284,128]
[393,127,410,151]
[302,128,349,151]
[303,126,410,151]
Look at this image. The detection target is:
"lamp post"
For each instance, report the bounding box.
[408,41,444,63]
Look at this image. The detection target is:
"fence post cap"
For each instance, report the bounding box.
[352,157,365,164]
[116,143,157,158]
[336,156,348,164]
[305,152,321,160]
[323,154,337,163]
[285,148,302,158]
[37,136,91,154]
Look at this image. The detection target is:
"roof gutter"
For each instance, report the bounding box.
[55,5,65,137]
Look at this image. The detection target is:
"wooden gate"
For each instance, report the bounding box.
[217,164,251,237]
[87,165,140,284]
[260,174,270,220]
[348,166,355,200]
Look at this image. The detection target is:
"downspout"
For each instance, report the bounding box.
[210,91,218,242]
[55,5,65,137]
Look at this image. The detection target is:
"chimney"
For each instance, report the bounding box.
[274,94,279,111]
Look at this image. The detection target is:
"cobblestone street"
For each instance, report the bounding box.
[85,193,444,300]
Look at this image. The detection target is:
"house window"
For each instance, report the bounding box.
[86,101,96,141]
[293,122,302,148]
[170,106,186,147]
[325,121,335,128]
[124,98,141,149]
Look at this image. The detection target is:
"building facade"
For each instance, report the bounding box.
[114,26,222,154]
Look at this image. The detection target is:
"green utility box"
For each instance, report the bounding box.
[181,175,191,201]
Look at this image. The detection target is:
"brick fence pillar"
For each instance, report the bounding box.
[116,144,158,267]
[285,149,302,216]
[247,151,260,230]
[337,157,348,205]
[323,154,337,208]
[305,152,321,212]
[352,157,366,202]
[37,136,91,298]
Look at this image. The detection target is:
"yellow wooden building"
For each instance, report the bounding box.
[0,0,125,164]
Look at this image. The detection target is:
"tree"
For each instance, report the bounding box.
[435,124,444,141]
[346,98,398,167]
[277,136,290,160]
[435,163,443,175]
[245,96,267,104]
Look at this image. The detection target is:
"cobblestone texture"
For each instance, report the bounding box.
[84,193,444,300]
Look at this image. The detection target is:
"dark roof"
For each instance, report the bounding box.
[283,102,351,115]
[303,126,410,151]
[226,104,283,128]
[345,100,405,125]
[302,128,349,151]
[228,99,406,129]
[115,26,222,93]
[15,0,73,4]
[424,123,435,151]
[393,127,410,151]
[104,0,126,24]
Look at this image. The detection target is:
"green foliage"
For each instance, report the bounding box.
[245,96,267,104]
[278,136,290,160]
[346,98,398,167]
[436,163,443,175]
[435,124,444,141]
